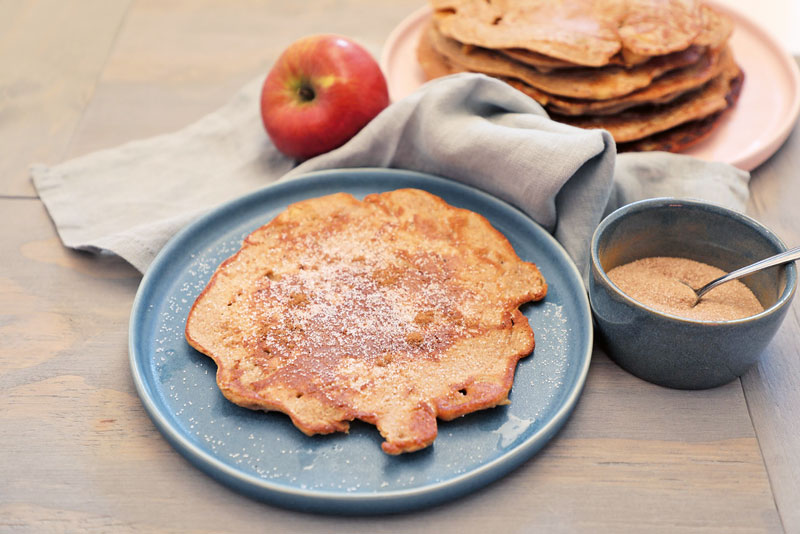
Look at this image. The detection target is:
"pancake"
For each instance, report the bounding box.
[509,47,727,116]
[619,68,744,152]
[615,0,703,57]
[553,54,741,142]
[431,0,703,67]
[498,4,731,72]
[428,22,703,100]
[418,23,463,79]
[618,111,722,152]
[185,189,547,455]
[419,24,725,116]
[499,46,648,72]
[498,48,595,72]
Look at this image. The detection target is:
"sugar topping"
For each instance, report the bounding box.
[243,224,473,377]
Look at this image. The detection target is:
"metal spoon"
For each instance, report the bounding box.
[685,245,800,306]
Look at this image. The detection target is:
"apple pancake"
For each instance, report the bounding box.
[430,0,703,67]
[498,3,731,72]
[427,22,703,100]
[499,46,648,73]
[553,54,741,142]
[618,68,744,152]
[418,24,468,79]
[509,47,727,116]
[185,189,547,455]
[418,24,463,79]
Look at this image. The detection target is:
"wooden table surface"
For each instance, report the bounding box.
[2,1,799,532]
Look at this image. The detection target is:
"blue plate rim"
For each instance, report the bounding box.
[128,167,593,512]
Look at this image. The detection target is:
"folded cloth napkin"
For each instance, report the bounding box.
[31,73,750,278]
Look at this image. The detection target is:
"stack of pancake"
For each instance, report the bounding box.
[417,0,744,152]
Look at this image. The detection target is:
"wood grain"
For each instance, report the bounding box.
[0,206,781,531]
[742,79,800,532]
[63,0,423,160]
[0,0,131,197]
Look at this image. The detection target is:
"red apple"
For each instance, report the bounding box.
[260,34,390,160]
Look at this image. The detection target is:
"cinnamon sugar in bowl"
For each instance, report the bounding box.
[589,198,796,389]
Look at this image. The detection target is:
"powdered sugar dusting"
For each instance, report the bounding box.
[245,236,471,365]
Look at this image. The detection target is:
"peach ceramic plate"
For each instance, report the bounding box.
[380,2,800,171]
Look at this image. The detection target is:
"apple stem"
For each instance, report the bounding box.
[297,84,315,102]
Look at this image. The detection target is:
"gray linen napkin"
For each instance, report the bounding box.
[31,73,750,277]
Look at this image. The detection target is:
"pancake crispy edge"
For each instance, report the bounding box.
[185,188,547,455]
[615,0,703,56]
[618,66,744,152]
[510,47,727,116]
[427,22,703,100]
[431,0,620,67]
[499,46,649,72]
[418,22,463,79]
[553,54,742,142]
[497,2,730,72]
[416,26,742,151]
[418,24,725,117]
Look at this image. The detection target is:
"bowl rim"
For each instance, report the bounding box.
[590,197,798,325]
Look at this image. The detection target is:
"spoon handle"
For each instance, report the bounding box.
[696,245,800,299]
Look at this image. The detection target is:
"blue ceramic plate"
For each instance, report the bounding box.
[129,168,592,514]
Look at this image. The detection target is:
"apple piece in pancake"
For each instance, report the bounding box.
[497,3,731,72]
[427,22,703,100]
[693,4,734,48]
[416,26,741,152]
[185,189,547,455]
[614,0,703,57]
[431,0,622,67]
[498,47,592,73]
[499,46,648,73]
[507,47,728,116]
[418,22,727,117]
[417,23,464,79]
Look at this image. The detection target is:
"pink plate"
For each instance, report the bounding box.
[380,3,800,171]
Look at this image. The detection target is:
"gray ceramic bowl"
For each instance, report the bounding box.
[589,198,797,389]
